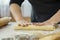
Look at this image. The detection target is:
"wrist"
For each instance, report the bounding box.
[46,19,58,24]
[16,19,26,23]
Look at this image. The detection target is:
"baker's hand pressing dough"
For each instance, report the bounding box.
[0,17,11,27]
[16,20,31,27]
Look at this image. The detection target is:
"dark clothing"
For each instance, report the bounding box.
[10,0,60,22]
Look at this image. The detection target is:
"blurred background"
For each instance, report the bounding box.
[0,0,10,17]
[0,0,32,17]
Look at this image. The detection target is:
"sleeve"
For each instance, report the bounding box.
[10,0,24,6]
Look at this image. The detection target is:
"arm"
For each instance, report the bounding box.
[10,3,30,26]
[42,10,60,25]
[10,3,24,22]
[48,10,60,24]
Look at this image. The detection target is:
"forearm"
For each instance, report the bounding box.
[10,3,24,22]
[49,10,60,23]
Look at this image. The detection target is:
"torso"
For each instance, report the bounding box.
[28,0,60,22]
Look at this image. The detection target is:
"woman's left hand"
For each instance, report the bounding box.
[40,20,57,26]
[32,20,57,26]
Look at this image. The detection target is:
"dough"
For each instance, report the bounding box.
[15,34,30,40]
[14,24,57,31]
[30,33,45,40]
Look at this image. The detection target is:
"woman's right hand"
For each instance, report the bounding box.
[17,20,31,27]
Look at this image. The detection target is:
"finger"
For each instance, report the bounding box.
[32,23,44,26]
[22,23,28,27]
[32,22,37,25]
[38,23,45,26]
[17,22,23,26]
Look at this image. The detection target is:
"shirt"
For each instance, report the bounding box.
[10,0,60,22]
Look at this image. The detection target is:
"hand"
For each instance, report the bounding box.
[32,22,44,26]
[17,20,31,27]
[32,20,57,26]
[39,20,57,26]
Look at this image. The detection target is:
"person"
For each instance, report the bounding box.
[10,0,60,26]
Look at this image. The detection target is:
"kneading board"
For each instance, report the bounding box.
[39,32,60,40]
[14,25,57,31]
